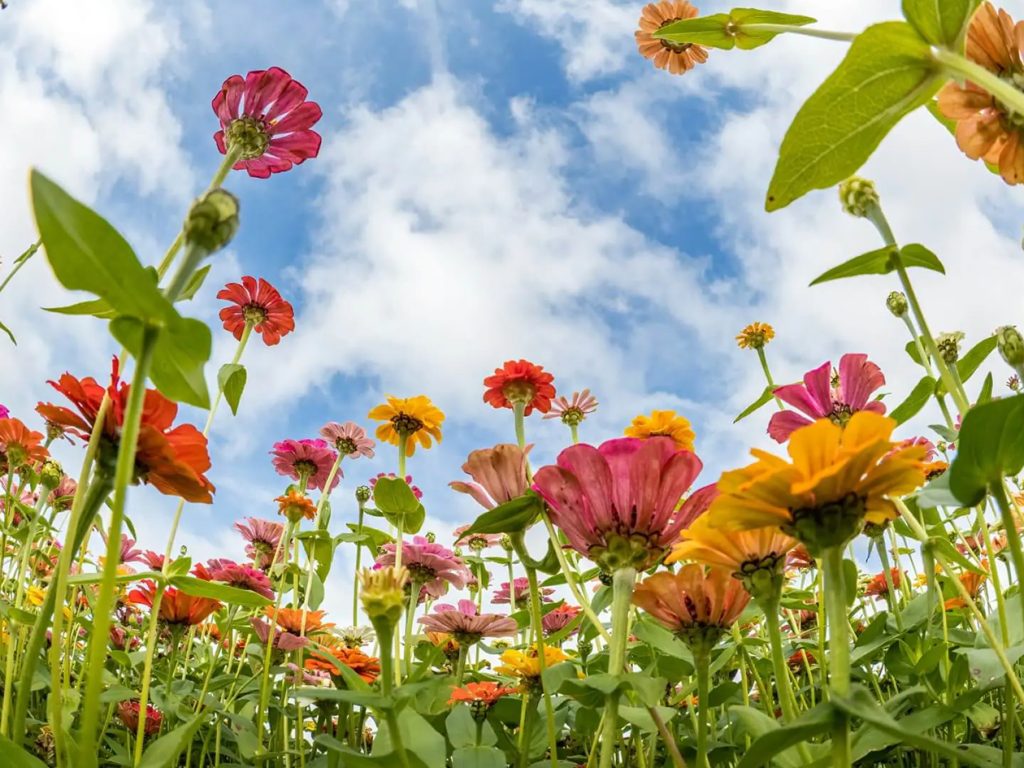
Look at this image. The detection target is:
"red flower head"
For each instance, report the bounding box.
[0,417,49,471]
[36,361,214,503]
[127,581,221,626]
[864,568,902,599]
[117,700,162,737]
[449,681,516,709]
[483,359,556,415]
[217,276,295,346]
[212,67,322,178]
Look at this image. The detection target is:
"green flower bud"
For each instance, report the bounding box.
[359,566,408,628]
[39,460,63,490]
[936,331,965,365]
[886,291,908,318]
[996,325,1024,367]
[838,177,879,218]
[184,189,239,253]
[500,534,513,553]
[425,531,436,544]
[355,485,372,503]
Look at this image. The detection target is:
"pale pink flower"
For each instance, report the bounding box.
[542,604,581,636]
[235,518,285,570]
[633,565,750,633]
[250,617,309,651]
[206,558,274,600]
[270,438,339,491]
[320,421,375,459]
[449,444,530,509]
[452,525,503,550]
[493,577,554,608]
[418,599,518,642]
[543,389,599,424]
[375,536,470,599]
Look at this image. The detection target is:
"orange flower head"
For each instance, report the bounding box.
[127,582,220,626]
[305,646,380,683]
[864,568,902,599]
[449,681,516,716]
[482,359,556,416]
[944,563,989,610]
[0,418,49,471]
[266,607,333,635]
[624,409,695,451]
[367,395,444,455]
[635,1,710,75]
[735,322,775,350]
[275,488,316,522]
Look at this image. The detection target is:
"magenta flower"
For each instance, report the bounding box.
[212,67,322,179]
[271,438,340,491]
[140,551,167,571]
[532,436,702,571]
[0,404,8,419]
[250,617,309,651]
[543,389,599,424]
[101,534,145,565]
[206,558,275,600]
[767,353,886,443]
[542,604,581,636]
[493,577,554,608]
[320,422,375,459]
[452,525,503,551]
[48,475,77,512]
[370,473,422,499]
[235,517,285,570]
[418,599,518,643]
[449,444,530,510]
[375,536,471,599]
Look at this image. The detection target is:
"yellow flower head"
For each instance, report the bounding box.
[26,586,46,607]
[367,395,445,455]
[706,412,928,555]
[624,409,695,452]
[736,322,775,350]
[496,644,571,680]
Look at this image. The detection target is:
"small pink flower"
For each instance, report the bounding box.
[449,444,530,510]
[235,517,285,570]
[418,599,518,642]
[767,353,886,443]
[543,389,599,424]
[212,67,322,179]
[370,473,422,499]
[320,422,375,459]
[250,617,309,651]
[493,577,554,608]
[206,558,275,600]
[140,551,167,570]
[542,604,581,636]
[48,475,77,511]
[452,525,503,550]
[0,405,8,419]
[271,438,339,491]
[102,534,145,565]
[375,536,470,599]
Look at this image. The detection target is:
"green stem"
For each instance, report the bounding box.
[822,547,852,768]
[876,541,904,632]
[761,596,800,723]
[0,240,40,295]
[599,567,635,768]
[742,23,857,42]
[648,706,686,768]
[569,423,579,445]
[695,649,711,768]
[990,481,1024,630]
[455,643,470,686]
[756,347,784,409]
[524,564,558,768]
[935,49,1024,119]
[403,578,423,677]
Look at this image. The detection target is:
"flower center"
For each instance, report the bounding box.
[502,379,536,405]
[829,402,853,426]
[390,413,424,435]
[560,407,585,427]
[336,437,358,455]
[735,554,785,601]
[406,564,437,583]
[243,304,268,325]
[226,116,271,160]
[293,459,317,478]
[657,18,693,53]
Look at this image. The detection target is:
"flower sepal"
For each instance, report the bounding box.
[590,533,664,573]
[782,493,866,557]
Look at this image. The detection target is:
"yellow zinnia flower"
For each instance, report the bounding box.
[367,395,444,455]
[26,586,46,607]
[735,322,775,350]
[496,644,571,680]
[624,409,695,451]
[706,412,928,554]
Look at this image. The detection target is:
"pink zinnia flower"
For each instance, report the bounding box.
[375,536,470,599]
[449,444,530,509]
[212,67,322,178]
[418,599,518,643]
[532,436,703,571]
[452,525,503,551]
[493,577,554,608]
[0,405,8,419]
[542,603,582,636]
[271,438,339,491]
[235,517,285,570]
[370,473,422,499]
[101,534,145,565]
[250,617,309,651]
[543,389,599,425]
[206,558,274,600]
[320,421,375,459]
[48,475,77,512]
[140,551,167,571]
[767,353,886,443]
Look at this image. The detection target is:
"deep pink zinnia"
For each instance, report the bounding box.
[375,536,471,600]
[767,353,886,443]
[532,436,703,572]
[206,558,275,600]
[102,534,145,565]
[418,599,518,643]
[493,577,554,608]
[271,438,339,491]
[542,603,582,636]
[320,421,375,459]
[250,617,309,651]
[235,517,285,570]
[212,67,322,179]
[0,405,8,419]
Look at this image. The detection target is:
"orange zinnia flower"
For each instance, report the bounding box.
[127,582,220,626]
[305,646,380,683]
[0,418,49,471]
[482,359,556,415]
[635,1,710,75]
[864,568,902,599]
[449,681,516,707]
[265,606,333,635]
[275,488,317,522]
[944,564,988,610]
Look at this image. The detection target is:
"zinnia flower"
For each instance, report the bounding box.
[493,577,554,608]
[544,389,598,426]
[864,568,902,599]
[736,322,775,350]
[449,681,516,708]
[944,566,988,610]
[452,525,503,551]
[36,362,214,503]
[0,404,8,419]
[482,359,556,415]
[48,475,77,512]
[635,0,710,75]
[212,67,322,178]
[305,645,380,683]
[320,421,375,459]
[768,353,886,443]
[127,582,221,626]
[450,444,531,510]
[418,600,518,643]
[542,603,581,636]
[217,276,295,346]
[367,395,444,455]
[937,3,1024,184]
[235,517,284,570]
[0,417,48,471]
[497,644,572,681]
[276,488,318,522]
[271,438,339,491]
[250,617,309,651]
[707,412,929,554]
[265,607,333,636]
[787,544,815,570]
[532,436,702,571]
[374,536,471,600]
[205,558,274,600]
[336,626,376,648]
[788,649,816,671]
[116,701,161,737]
[624,410,696,452]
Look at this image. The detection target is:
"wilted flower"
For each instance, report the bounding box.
[483,359,556,415]
[218,276,295,346]
[635,1,709,75]
[320,421,375,459]
[493,577,554,609]
[624,410,695,451]
[271,439,339,491]
[735,322,775,350]
[368,396,445,455]
[375,537,470,600]
[418,599,518,643]
[235,518,285,570]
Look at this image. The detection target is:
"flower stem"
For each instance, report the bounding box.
[524,564,559,768]
[353,501,366,625]
[0,239,40,295]
[761,595,801,723]
[455,643,469,686]
[599,567,636,768]
[821,546,852,768]
[695,648,711,768]
[990,481,1024,629]
[876,540,904,632]
[935,48,1024,119]
[569,423,579,444]
[403,578,423,677]
[742,23,857,42]
[756,347,784,409]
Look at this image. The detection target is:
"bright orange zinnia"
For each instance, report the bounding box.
[449,681,516,707]
[305,646,380,683]
[635,1,710,75]
[275,488,316,522]
[0,418,49,471]
[482,359,556,415]
[265,606,333,635]
[127,582,221,626]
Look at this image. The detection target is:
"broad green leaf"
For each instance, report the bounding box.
[0,733,48,767]
[929,536,986,574]
[447,705,497,748]
[619,705,677,734]
[293,686,388,708]
[138,714,206,768]
[656,8,815,50]
[899,243,946,273]
[218,363,247,416]
[728,706,807,768]
[734,385,776,423]
[810,243,944,286]
[890,375,937,424]
[373,477,426,534]
[766,22,944,211]
[452,746,506,768]
[342,523,392,551]
[958,645,1024,687]
[956,335,998,384]
[977,371,994,404]
[902,0,980,46]
[316,736,431,768]
[461,492,543,537]
[736,702,835,768]
[372,710,445,767]
[169,575,271,608]
[948,395,1024,505]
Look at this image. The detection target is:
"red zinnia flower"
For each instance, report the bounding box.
[212,67,322,178]
[864,568,902,599]
[483,359,556,415]
[117,700,162,737]
[0,417,49,471]
[217,276,295,346]
[36,361,214,503]
[448,681,516,708]
[127,581,221,626]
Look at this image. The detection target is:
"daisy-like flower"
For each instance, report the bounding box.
[635,0,710,75]
[452,525,503,551]
[449,681,516,710]
[418,599,518,644]
[707,412,929,555]
[768,354,886,443]
[543,389,598,427]
[944,565,989,610]
[271,438,339,491]
[937,3,1024,184]
[305,645,381,683]
[367,395,445,455]
[205,558,274,600]
[493,577,554,609]
[276,487,317,523]
[265,607,334,636]
[101,534,145,565]
[864,568,902,599]
[497,645,572,691]
[542,603,581,636]
[0,417,48,471]
[482,359,556,415]
[374,536,471,600]
[217,276,295,346]
[0,404,8,419]
[235,518,284,570]
[127,582,221,626]
[36,362,214,502]
[320,421,375,459]
[450,444,531,510]
[116,701,162,737]
[532,436,703,572]
[624,410,696,452]
[336,626,376,648]
[212,67,322,178]
[735,322,775,350]
[369,472,423,499]
[632,566,750,653]
[787,544,815,570]
[250,617,309,652]
[48,475,77,512]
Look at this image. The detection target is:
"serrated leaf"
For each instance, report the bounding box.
[902,0,980,46]
[948,395,1024,506]
[734,384,776,423]
[890,375,937,424]
[218,363,247,416]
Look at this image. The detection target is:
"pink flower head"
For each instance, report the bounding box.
[212,67,322,178]
[493,577,554,608]
[449,444,530,510]
[235,517,285,570]
[532,436,702,571]
[370,473,422,499]
[102,534,145,565]
[271,438,340,491]
[895,436,938,462]
[452,524,503,551]
[320,421,375,459]
[140,551,167,570]
[417,599,518,642]
[48,475,77,512]
[206,558,275,600]
[250,617,309,652]
[543,389,599,425]
[768,353,886,443]
[0,405,8,419]
[542,603,581,636]
[375,536,470,599]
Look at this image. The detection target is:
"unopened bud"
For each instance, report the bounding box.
[500,534,513,553]
[577,636,592,661]
[39,459,63,490]
[996,326,1024,367]
[184,189,239,253]
[425,532,436,544]
[359,566,409,627]
[886,291,908,318]
[355,485,371,503]
[936,332,965,365]
[838,177,879,218]
[1009,375,1021,392]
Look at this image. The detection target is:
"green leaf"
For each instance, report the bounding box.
[0,733,48,767]
[957,335,998,384]
[929,536,987,574]
[138,714,205,768]
[977,372,994,404]
[734,385,776,423]
[902,0,980,46]
[44,298,115,318]
[169,575,271,608]
[890,375,938,424]
[0,319,15,345]
[948,395,1024,505]
[447,705,497,748]
[736,702,836,768]
[958,645,1024,688]
[765,22,944,211]
[619,705,677,734]
[727,706,806,768]
[899,243,946,273]
[810,243,943,286]
[452,746,506,768]
[461,492,542,537]
[656,8,816,50]
[179,264,211,301]
[218,363,247,416]
[372,710,445,767]
[372,477,426,534]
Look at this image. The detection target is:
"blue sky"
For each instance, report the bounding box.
[4,0,1024,618]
